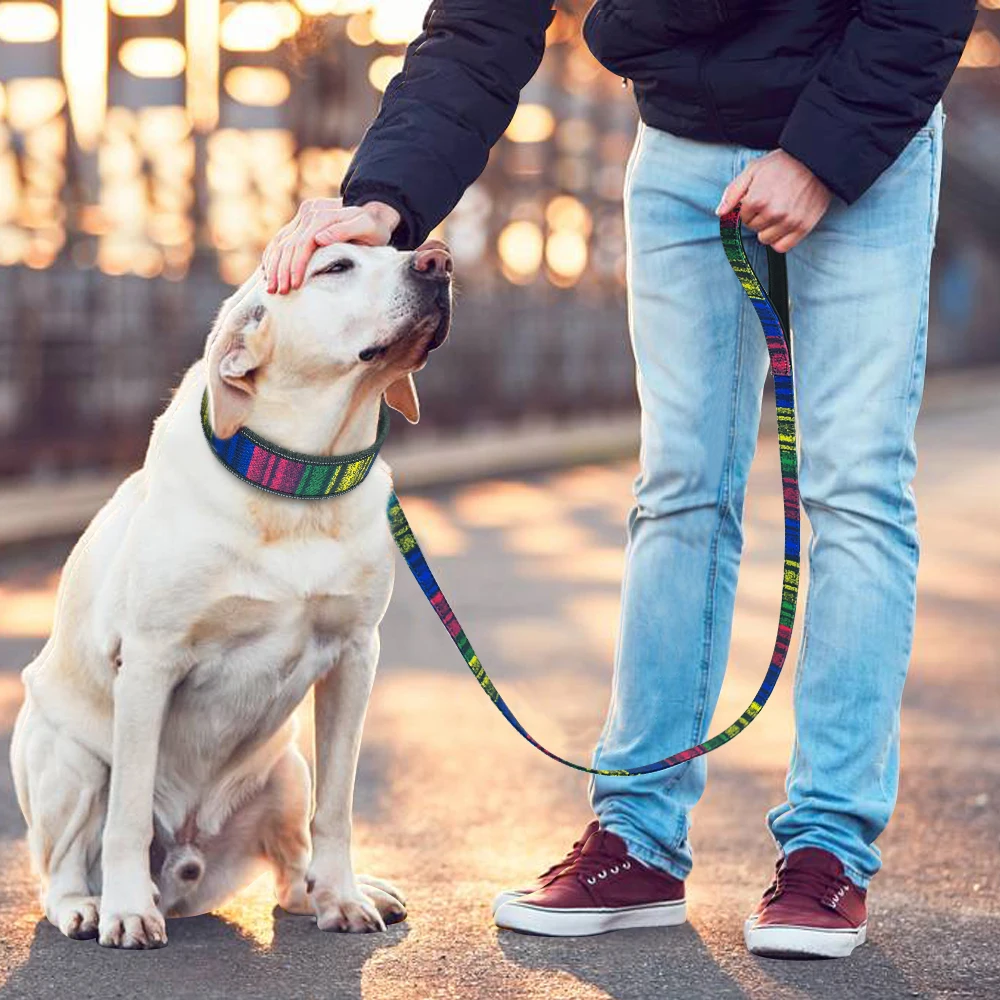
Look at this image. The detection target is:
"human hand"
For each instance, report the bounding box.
[262,198,402,294]
[715,150,832,253]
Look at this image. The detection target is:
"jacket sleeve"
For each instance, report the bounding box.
[341,1,556,249]
[778,0,977,204]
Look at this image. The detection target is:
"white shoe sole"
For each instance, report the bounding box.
[744,917,867,959]
[491,890,526,915]
[495,898,687,937]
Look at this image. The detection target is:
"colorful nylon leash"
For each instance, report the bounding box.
[388,206,801,775]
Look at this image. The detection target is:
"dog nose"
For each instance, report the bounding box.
[411,240,453,279]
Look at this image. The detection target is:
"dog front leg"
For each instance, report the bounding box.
[309,630,405,932]
[98,639,182,949]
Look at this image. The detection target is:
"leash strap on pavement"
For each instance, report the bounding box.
[389,205,801,775]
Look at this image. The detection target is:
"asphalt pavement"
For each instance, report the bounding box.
[0,377,997,1000]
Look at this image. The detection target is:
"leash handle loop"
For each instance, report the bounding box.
[389,205,801,775]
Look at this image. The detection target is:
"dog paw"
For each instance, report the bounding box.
[98,899,167,949]
[311,886,388,933]
[50,896,100,940]
[357,874,407,925]
[276,878,313,916]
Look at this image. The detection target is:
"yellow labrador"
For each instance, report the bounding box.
[10,241,452,948]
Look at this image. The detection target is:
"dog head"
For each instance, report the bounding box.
[204,241,452,440]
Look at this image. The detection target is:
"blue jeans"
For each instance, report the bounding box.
[589,104,944,890]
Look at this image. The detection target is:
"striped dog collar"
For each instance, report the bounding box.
[200,388,390,498]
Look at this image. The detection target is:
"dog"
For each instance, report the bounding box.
[10,239,453,948]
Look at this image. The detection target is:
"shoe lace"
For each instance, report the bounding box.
[536,825,597,879]
[570,852,633,887]
[773,864,850,910]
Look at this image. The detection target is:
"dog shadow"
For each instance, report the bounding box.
[0,907,408,1000]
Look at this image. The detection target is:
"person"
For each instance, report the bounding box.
[262,0,977,959]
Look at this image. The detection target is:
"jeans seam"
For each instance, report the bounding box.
[590,121,646,782]
[671,193,751,848]
[774,128,939,869]
[892,124,937,551]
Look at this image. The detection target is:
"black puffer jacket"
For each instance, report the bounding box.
[342,1,977,249]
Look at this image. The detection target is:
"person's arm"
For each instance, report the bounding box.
[718,0,977,252]
[342,0,557,248]
[777,0,977,204]
[264,0,555,292]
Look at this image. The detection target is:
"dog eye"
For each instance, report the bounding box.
[358,345,387,362]
[317,258,354,276]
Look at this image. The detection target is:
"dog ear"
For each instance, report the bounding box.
[204,305,274,439]
[384,374,420,424]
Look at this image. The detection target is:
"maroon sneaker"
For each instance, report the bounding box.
[746,854,784,926]
[494,827,686,936]
[491,821,599,914]
[745,848,868,958]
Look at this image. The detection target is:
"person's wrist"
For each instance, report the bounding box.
[365,201,401,236]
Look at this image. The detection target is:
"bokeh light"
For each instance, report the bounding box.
[0,0,989,311]
[546,195,592,235]
[0,1,59,43]
[4,79,65,131]
[346,11,374,46]
[498,220,544,284]
[119,38,187,78]
[110,0,176,15]
[505,104,556,144]
[225,66,291,106]
[546,229,588,283]
[369,0,428,45]
[368,54,404,93]
[221,1,300,52]
[61,0,106,150]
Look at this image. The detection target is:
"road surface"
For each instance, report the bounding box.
[0,378,997,999]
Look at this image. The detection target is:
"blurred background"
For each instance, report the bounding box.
[0,6,998,994]
[0,0,997,479]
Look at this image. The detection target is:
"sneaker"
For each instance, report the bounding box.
[744,847,868,959]
[745,855,784,927]
[494,827,686,936]
[491,820,599,914]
